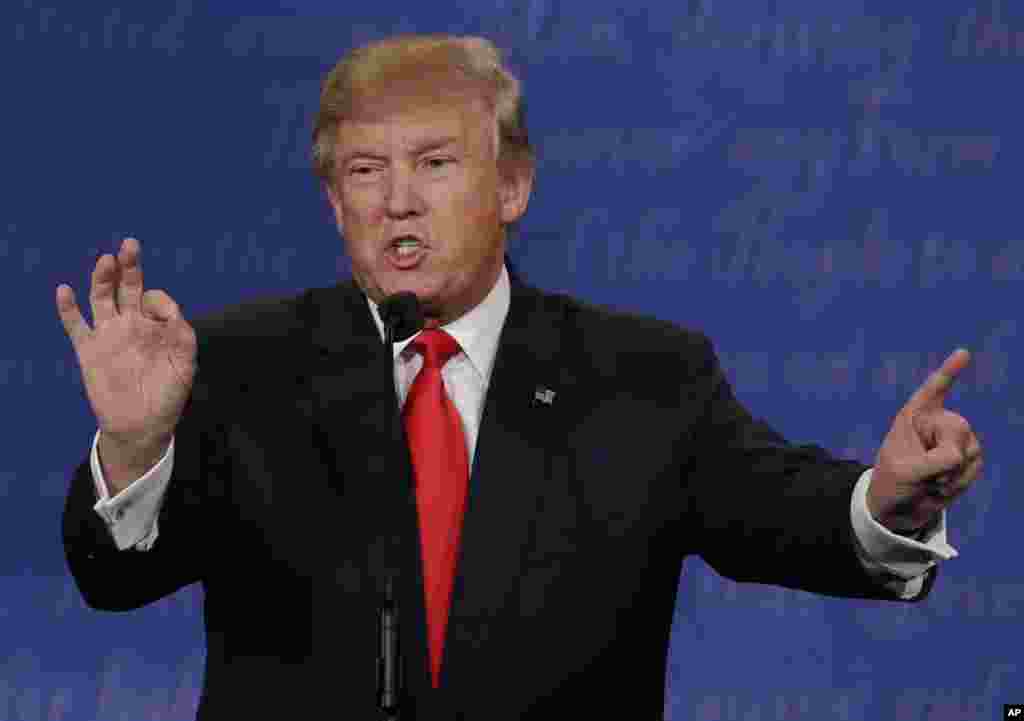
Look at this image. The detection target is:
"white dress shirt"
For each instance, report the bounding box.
[90,263,956,599]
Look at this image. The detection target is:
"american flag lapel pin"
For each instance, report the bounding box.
[534,386,556,406]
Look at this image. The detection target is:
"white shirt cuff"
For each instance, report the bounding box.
[850,468,958,597]
[90,429,174,551]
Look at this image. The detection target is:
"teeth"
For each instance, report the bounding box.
[392,236,422,256]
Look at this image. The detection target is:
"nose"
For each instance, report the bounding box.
[385,165,424,219]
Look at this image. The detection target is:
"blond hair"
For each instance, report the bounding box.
[312,34,533,188]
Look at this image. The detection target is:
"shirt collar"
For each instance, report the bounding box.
[366,263,510,381]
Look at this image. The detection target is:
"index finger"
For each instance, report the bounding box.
[905,348,971,412]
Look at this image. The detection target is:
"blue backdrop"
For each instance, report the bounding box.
[5,1,1021,719]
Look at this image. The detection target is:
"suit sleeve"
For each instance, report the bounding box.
[62,320,233,611]
[683,332,938,603]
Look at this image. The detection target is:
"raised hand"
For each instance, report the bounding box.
[57,237,197,461]
[869,348,984,533]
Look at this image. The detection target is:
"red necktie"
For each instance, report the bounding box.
[402,329,469,689]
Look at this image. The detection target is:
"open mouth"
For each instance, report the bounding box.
[385,235,427,269]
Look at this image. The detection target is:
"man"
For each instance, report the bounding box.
[58,35,982,720]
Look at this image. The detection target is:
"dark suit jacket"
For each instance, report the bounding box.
[63,266,937,720]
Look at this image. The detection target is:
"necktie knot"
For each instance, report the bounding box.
[410,328,461,370]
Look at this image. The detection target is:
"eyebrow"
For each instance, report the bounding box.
[340,136,459,165]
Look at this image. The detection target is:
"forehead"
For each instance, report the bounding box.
[335,90,494,155]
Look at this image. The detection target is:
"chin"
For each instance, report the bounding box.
[384,276,433,299]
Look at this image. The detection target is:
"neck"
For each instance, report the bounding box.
[423,254,504,328]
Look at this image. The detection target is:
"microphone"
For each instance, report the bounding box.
[380,292,424,346]
[377,292,423,720]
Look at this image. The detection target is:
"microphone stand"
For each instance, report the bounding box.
[377,574,401,721]
[377,293,423,721]
[378,320,402,721]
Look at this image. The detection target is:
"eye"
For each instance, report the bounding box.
[424,156,454,170]
[349,166,379,176]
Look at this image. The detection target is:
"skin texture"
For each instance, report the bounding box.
[869,348,984,533]
[324,86,533,328]
[55,237,195,493]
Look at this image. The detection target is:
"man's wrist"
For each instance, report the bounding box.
[97,433,172,496]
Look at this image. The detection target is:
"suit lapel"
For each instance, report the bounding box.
[297,271,576,700]
[301,280,436,695]
[440,271,576,690]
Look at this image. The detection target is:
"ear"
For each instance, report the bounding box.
[324,181,344,233]
[498,158,534,225]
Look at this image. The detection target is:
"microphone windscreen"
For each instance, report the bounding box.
[380,292,424,343]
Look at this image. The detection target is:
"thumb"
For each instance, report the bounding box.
[917,443,964,481]
[142,289,195,357]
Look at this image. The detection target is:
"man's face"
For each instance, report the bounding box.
[326,88,530,328]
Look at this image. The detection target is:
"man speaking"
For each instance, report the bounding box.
[57,34,983,720]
